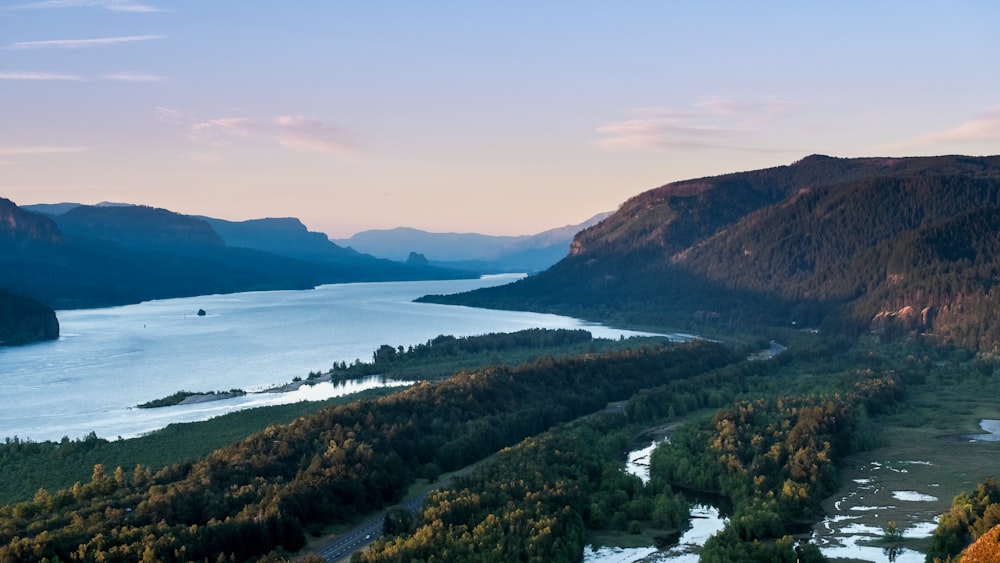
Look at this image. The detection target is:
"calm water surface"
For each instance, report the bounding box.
[0,275,658,442]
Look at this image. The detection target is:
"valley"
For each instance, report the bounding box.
[4,155,1000,562]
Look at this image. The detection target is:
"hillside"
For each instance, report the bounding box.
[421,155,1000,351]
[0,201,475,310]
[57,205,226,250]
[0,289,59,345]
[200,216,358,262]
[0,197,62,246]
[335,212,611,273]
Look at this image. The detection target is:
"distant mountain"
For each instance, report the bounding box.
[335,212,611,273]
[57,205,225,250]
[20,202,82,217]
[23,201,132,216]
[200,216,358,262]
[421,155,1000,351]
[1,200,475,310]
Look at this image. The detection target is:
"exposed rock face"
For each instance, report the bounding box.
[870,305,932,335]
[897,305,918,329]
[42,310,60,340]
[0,198,63,245]
[921,306,935,327]
[0,289,59,346]
[406,251,429,265]
[870,311,893,334]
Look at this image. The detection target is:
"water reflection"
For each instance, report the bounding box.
[1,277,666,441]
[585,437,729,562]
[956,419,1000,442]
[583,505,728,563]
[812,459,940,563]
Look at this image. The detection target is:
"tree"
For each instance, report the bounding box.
[383,506,414,536]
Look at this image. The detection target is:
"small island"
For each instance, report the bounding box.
[137,389,245,409]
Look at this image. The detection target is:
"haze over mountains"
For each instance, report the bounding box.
[423,154,1000,352]
[0,200,474,315]
[334,213,611,274]
[6,153,1000,352]
[0,199,602,345]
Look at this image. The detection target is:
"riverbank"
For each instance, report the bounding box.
[811,357,1000,563]
[137,370,357,408]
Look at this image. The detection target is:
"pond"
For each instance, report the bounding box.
[584,437,729,562]
[588,432,954,562]
[958,419,1000,442]
[812,460,941,563]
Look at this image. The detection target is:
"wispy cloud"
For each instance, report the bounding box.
[883,107,1000,151]
[596,107,727,150]
[275,116,358,155]
[0,146,89,156]
[2,0,164,12]
[160,108,360,157]
[190,117,260,143]
[0,71,85,81]
[595,96,801,152]
[103,72,167,82]
[6,34,165,50]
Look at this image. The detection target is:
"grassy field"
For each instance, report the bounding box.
[816,363,1000,562]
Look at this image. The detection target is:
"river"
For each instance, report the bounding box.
[0,275,662,442]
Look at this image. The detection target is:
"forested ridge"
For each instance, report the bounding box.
[0,340,736,562]
[927,478,1000,562]
[0,199,61,345]
[358,337,907,563]
[0,199,473,311]
[421,155,1000,351]
[0,290,58,346]
[355,412,685,563]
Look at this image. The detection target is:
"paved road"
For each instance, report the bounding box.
[312,489,436,562]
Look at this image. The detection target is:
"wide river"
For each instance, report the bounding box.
[0,275,661,443]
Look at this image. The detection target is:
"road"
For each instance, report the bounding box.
[311,487,437,562]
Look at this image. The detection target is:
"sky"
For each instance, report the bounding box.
[2,1,998,238]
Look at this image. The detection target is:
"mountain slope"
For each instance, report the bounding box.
[336,212,611,273]
[0,289,59,346]
[1,201,475,310]
[199,216,475,280]
[57,205,225,250]
[200,216,358,262]
[0,197,62,246]
[422,155,1000,350]
[0,199,61,344]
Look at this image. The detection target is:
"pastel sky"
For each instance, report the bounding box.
[2,1,998,238]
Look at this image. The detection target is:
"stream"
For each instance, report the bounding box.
[582,419,1000,562]
[583,438,728,563]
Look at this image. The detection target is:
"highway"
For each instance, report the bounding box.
[312,490,433,562]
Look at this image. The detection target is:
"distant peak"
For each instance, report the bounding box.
[95,201,137,207]
[793,154,837,164]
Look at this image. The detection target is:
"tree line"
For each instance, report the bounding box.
[358,341,905,562]
[355,412,689,563]
[0,339,737,562]
[927,478,1000,562]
